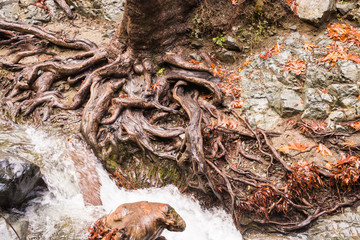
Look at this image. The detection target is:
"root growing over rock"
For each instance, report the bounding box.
[2,0,360,235]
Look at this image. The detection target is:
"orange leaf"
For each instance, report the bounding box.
[288,140,309,151]
[244,59,252,66]
[303,41,317,51]
[230,98,245,108]
[318,144,333,156]
[349,121,360,130]
[342,141,355,147]
[283,58,306,75]
[277,145,290,154]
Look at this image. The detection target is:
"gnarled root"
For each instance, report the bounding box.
[3,19,359,236]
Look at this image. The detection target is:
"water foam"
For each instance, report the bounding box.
[0,124,242,239]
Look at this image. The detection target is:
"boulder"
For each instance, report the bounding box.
[90,201,186,240]
[0,151,44,208]
[296,0,336,26]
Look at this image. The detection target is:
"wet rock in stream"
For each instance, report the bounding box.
[0,151,45,208]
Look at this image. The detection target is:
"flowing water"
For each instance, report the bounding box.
[0,122,242,240]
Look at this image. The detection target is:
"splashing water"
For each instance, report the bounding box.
[0,122,242,240]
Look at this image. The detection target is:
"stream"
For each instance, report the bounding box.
[0,121,243,240]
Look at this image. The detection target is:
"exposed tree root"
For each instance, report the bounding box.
[2,16,360,236]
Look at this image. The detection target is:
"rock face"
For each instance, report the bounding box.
[0,152,44,208]
[296,0,336,26]
[90,201,186,240]
[66,0,125,21]
[0,0,125,23]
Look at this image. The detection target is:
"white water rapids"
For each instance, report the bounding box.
[0,123,242,240]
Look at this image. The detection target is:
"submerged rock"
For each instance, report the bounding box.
[0,151,44,208]
[90,201,186,240]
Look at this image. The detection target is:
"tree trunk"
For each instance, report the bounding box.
[113,0,197,55]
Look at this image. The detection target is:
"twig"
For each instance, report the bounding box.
[0,213,22,240]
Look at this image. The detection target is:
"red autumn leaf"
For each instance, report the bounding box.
[230,98,245,108]
[283,58,306,75]
[288,140,309,151]
[327,23,360,47]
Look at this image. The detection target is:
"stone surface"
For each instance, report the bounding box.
[328,84,359,99]
[339,60,360,82]
[336,2,355,15]
[91,201,186,239]
[66,0,125,21]
[215,49,236,64]
[223,35,241,51]
[0,151,44,208]
[268,88,304,117]
[302,102,330,119]
[296,0,336,26]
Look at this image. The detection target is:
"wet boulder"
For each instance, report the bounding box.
[296,0,336,26]
[90,201,186,240]
[0,152,44,208]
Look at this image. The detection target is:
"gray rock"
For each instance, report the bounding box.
[339,61,360,82]
[268,88,304,117]
[101,0,125,22]
[289,25,297,31]
[189,53,202,61]
[191,40,204,49]
[336,2,355,15]
[223,35,241,51]
[339,97,358,108]
[320,91,336,105]
[0,151,44,208]
[0,1,20,21]
[328,84,359,99]
[296,0,336,26]
[302,102,330,119]
[247,110,282,130]
[215,49,236,64]
[25,5,51,24]
[304,88,322,103]
[66,0,125,20]
[306,66,335,88]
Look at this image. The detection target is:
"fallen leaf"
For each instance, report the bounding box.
[288,140,309,151]
[318,143,333,156]
[303,41,317,51]
[278,145,290,154]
